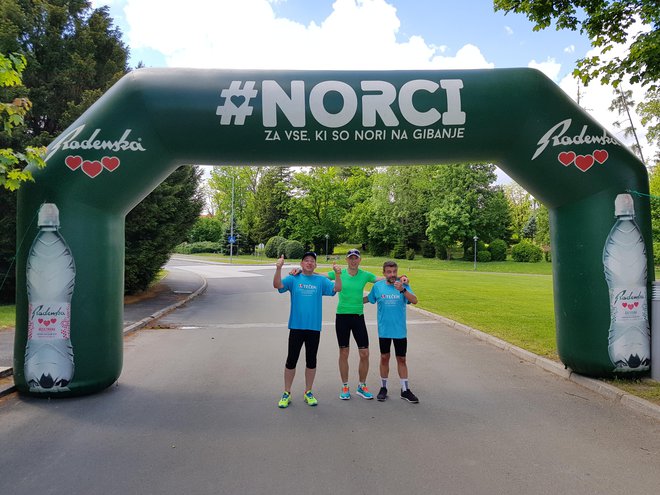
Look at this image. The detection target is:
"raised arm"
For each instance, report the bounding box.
[273,255,285,289]
[332,262,342,292]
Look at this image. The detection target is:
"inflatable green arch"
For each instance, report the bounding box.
[14,68,652,396]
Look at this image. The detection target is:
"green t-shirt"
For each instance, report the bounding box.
[328,268,378,315]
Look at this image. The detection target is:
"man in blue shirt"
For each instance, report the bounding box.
[365,260,419,403]
[273,251,342,408]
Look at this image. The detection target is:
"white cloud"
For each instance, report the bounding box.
[528,57,561,81]
[431,44,494,69]
[564,44,575,54]
[120,0,494,70]
[504,26,513,36]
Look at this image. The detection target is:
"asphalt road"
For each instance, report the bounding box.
[1,260,659,495]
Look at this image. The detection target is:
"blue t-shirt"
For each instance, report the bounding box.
[279,274,336,331]
[367,280,414,339]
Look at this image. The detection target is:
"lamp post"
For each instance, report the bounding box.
[325,233,329,261]
[473,235,478,271]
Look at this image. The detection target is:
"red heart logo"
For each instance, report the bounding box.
[634,302,639,307]
[43,320,50,326]
[593,149,608,164]
[101,156,120,172]
[574,154,595,172]
[38,318,44,324]
[65,155,83,170]
[50,318,57,324]
[622,303,628,308]
[82,160,103,178]
[558,151,576,166]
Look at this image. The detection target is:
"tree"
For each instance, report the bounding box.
[426,200,471,259]
[365,165,441,254]
[638,89,660,164]
[340,166,376,246]
[494,1,660,90]
[504,182,535,239]
[124,166,204,293]
[649,164,660,242]
[536,204,551,248]
[0,1,128,301]
[522,215,538,241]
[609,88,645,163]
[0,52,45,190]
[286,167,349,254]
[252,166,292,243]
[428,163,510,253]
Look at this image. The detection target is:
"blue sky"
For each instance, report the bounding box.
[92,0,655,165]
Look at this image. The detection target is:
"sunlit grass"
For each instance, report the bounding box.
[0,305,14,329]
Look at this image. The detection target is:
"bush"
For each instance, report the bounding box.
[464,239,486,261]
[406,248,416,260]
[391,243,407,259]
[420,240,436,258]
[265,236,287,258]
[188,216,224,242]
[511,240,543,262]
[284,239,305,260]
[476,250,492,262]
[174,241,222,254]
[654,243,660,266]
[488,239,507,261]
[544,248,552,262]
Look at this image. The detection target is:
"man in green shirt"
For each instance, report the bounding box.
[328,249,377,400]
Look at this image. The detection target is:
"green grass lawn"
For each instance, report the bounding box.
[0,305,14,330]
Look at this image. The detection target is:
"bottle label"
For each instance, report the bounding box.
[610,287,647,321]
[27,303,71,340]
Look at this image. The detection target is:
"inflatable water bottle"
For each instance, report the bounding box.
[603,193,650,371]
[24,203,76,391]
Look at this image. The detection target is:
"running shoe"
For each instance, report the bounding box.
[400,389,419,403]
[304,390,318,406]
[377,387,388,401]
[339,385,351,400]
[356,383,374,400]
[278,391,291,408]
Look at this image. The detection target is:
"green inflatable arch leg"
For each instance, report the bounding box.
[14,68,652,396]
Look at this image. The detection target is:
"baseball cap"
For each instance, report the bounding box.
[301,251,317,260]
[346,249,361,258]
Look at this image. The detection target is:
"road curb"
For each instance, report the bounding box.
[412,306,660,423]
[122,271,208,335]
[0,270,208,398]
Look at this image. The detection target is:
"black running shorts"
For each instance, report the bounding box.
[335,314,369,349]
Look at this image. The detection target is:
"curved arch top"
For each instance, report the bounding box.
[15,68,652,396]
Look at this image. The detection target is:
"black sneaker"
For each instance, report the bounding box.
[377,387,388,401]
[400,389,419,403]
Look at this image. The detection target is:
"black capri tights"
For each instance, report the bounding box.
[285,329,321,370]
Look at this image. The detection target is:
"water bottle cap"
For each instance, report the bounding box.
[614,194,634,216]
[38,203,60,227]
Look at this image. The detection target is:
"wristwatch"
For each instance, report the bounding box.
[400,288,407,294]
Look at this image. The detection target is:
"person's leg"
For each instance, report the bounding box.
[279,329,304,408]
[379,338,391,380]
[284,329,305,391]
[394,338,418,403]
[336,314,351,384]
[394,338,409,381]
[396,356,408,380]
[338,347,350,383]
[377,338,391,401]
[303,330,321,392]
[353,315,370,384]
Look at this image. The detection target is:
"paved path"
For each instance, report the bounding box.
[1,260,659,495]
